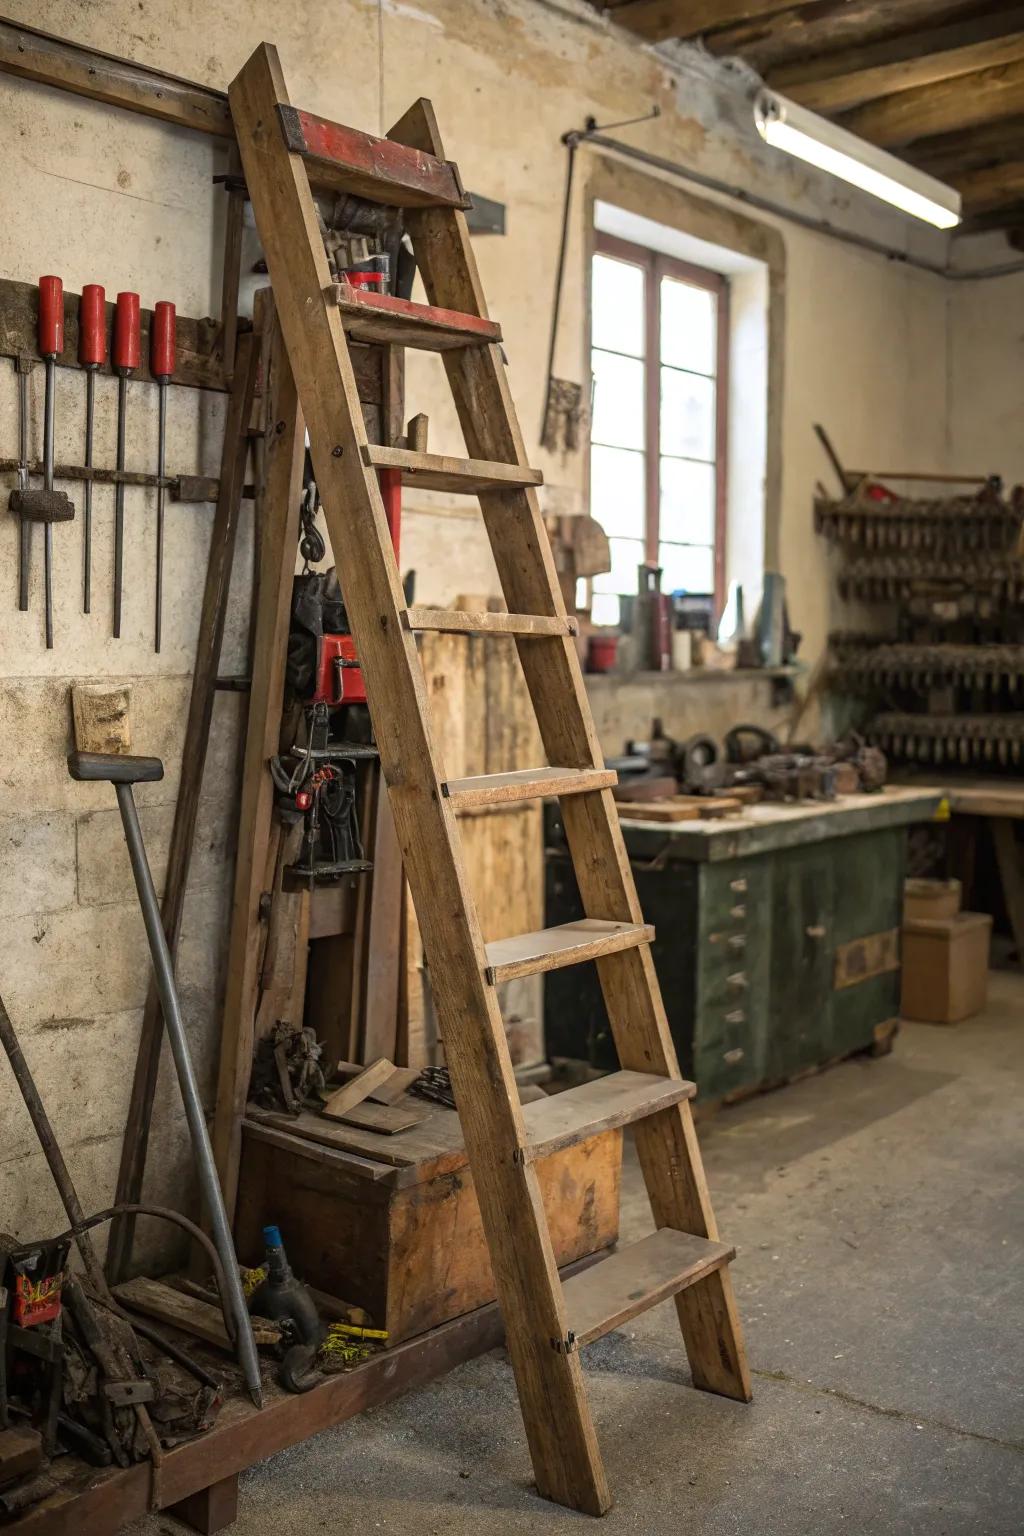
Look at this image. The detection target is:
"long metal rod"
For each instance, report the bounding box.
[16,362,30,612]
[83,368,95,612]
[154,381,167,652]
[113,371,128,638]
[113,780,263,1407]
[42,355,55,649]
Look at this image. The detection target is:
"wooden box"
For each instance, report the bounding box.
[901,911,992,1024]
[235,1102,620,1344]
[903,878,962,923]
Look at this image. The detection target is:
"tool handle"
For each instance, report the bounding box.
[79,284,107,367]
[38,275,63,359]
[151,301,176,381]
[113,291,141,373]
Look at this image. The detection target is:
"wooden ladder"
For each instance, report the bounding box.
[228,43,751,1516]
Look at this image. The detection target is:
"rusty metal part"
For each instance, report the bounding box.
[867,711,1024,766]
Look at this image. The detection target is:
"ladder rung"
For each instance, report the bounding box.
[326,285,501,352]
[563,1230,735,1349]
[363,445,542,495]
[279,105,466,208]
[521,1071,695,1161]
[485,919,653,984]
[405,607,579,638]
[444,766,616,810]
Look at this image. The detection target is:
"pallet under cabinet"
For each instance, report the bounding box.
[545,788,941,1101]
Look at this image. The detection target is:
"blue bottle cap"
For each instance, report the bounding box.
[263,1224,283,1248]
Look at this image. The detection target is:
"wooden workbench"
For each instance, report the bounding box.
[545,787,941,1103]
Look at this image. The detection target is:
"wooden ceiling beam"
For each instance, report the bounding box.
[954,160,1024,215]
[703,1,993,74]
[607,0,807,46]
[907,115,1024,178]
[955,199,1024,235]
[838,56,1024,147]
[769,10,1024,114]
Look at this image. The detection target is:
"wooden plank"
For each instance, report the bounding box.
[320,1058,395,1119]
[210,303,307,1222]
[327,285,501,351]
[954,159,1024,214]
[406,607,578,637]
[772,13,1024,114]
[0,1427,42,1485]
[485,919,653,984]
[908,114,1024,178]
[104,332,259,1286]
[362,443,542,494]
[521,1071,694,1160]
[279,105,466,207]
[444,765,616,809]
[333,1100,423,1134]
[704,0,970,73]
[248,1108,425,1169]
[563,1230,734,1348]
[168,1474,239,1536]
[839,56,1024,147]
[0,17,232,137]
[335,1060,420,1104]
[390,94,752,1422]
[609,0,799,45]
[114,1278,280,1349]
[359,774,404,1064]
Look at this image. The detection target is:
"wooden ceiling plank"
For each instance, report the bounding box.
[608,0,805,45]
[908,115,1024,177]
[954,159,1024,214]
[704,1,993,74]
[838,56,1024,147]
[771,12,1024,114]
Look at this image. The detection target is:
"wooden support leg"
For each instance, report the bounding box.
[992,817,1024,964]
[169,1473,239,1534]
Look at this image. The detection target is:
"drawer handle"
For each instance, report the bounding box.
[725,1009,746,1024]
[806,925,827,939]
[723,1048,745,1065]
[727,971,748,988]
[730,905,746,919]
[728,934,746,950]
[730,878,748,893]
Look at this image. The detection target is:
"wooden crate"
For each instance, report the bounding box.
[236,1099,620,1343]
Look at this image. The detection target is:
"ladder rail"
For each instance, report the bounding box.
[229,44,611,1515]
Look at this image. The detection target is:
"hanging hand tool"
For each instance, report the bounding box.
[34,277,76,649]
[112,291,140,639]
[79,284,106,614]
[150,301,176,652]
[10,358,33,611]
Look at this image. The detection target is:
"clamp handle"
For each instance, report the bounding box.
[151,300,176,381]
[79,284,107,368]
[113,291,141,373]
[38,275,63,360]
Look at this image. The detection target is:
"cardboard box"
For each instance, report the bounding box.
[903,878,962,923]
[901,911,992,1024]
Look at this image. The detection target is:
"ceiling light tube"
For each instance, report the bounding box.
[754,89,961,231]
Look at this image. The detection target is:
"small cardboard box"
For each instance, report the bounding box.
[903,878,962,924]
[901,911,992,1024]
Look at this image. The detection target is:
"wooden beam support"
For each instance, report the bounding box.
[839,56,1024,148]
[0,16,231,135]
[908,114,1024,178]
[705,1,979,73]
[608,0,799,44]
[954,160,1024,215]
[771,11,1024,114]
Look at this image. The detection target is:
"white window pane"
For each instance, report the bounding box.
[593,537,644,595]
[592,254,645,358]
[661,278,716,375]
[592,349,645,450]
[590,444,646,539]
[659,542,713,594]
[660,458,715,545]
[661,368,715,461]
[592,593,620,628]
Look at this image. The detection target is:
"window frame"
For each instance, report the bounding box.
[591,230,730,613]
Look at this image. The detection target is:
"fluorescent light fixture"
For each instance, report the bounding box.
[754,89,961,231]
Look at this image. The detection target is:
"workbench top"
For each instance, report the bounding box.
[615,785,941,861]
[891,772,1024,820]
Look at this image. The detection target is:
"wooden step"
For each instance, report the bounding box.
[406,607,578,638]
[563,1229,735,1349]
[280,105,466,207]
[444,766,616,810]
[521,1071,695,1161]
[363,444,542,494]
[485,918,653,985]
[326,285,501,351]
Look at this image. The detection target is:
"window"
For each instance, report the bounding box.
[589,233,729,627]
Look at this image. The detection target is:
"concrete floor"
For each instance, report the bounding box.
[144,974,1024,1535]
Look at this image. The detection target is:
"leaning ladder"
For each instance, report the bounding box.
[228,43,751,1516]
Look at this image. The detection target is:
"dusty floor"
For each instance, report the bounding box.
[146,974,1023,1535]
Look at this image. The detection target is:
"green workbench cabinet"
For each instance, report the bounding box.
[544,789,939,1101]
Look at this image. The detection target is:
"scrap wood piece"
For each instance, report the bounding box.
[334,1059,419,1105]
[617,795,743,823]
[320,1057,395,1119]
[336,1100,424,1134]
[114,1275,281,1349]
